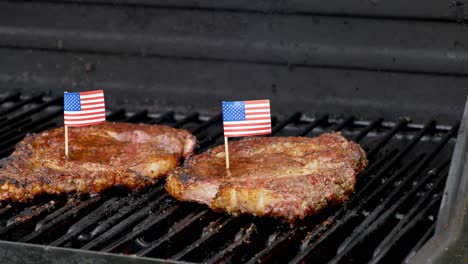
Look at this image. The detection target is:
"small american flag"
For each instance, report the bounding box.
[222,99,271,137]
[64,90,106,127]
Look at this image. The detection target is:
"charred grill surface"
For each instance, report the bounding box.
[166,133,367,220]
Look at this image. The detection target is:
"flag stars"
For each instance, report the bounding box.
[64,93,81,111]
[223,101,246,121]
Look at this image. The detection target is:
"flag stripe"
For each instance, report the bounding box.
[245,109,270,113]
[224,122,271,127]
[244,100,269,104]
[81,98,105,104]
[65,117,106,124]
[80,90,104,95]
[244,103,270,108]
[80,94,104,99]
[65,108,105,114]
[224,129,271,136]
[81,103,104,108]
[81,94,104,99]
[64,113,106,120]
[64,121,107,127]
[64,111,105,117]
[64,90,106,127]
[81,103,105,109]
[223,119,270,125]
[225,126,271,131]
[245,103,269,108]
[245,114,271,119]
[65,117,106,123]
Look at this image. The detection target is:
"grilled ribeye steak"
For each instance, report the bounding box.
[0,122,196,203]
[166,132,367,220]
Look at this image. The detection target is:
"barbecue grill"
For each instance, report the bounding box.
[0,93,465,263]
[0,1,467,263]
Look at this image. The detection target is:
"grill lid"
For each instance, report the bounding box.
[0,92,461,263]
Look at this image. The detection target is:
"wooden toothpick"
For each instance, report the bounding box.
[65,125,69,157]
[224,136,230,169]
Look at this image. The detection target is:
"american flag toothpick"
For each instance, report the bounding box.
[63,90,106,157]
[222,99,272,169]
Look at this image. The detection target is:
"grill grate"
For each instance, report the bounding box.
[0,93,458,263]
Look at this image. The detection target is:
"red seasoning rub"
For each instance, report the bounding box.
[0,122,196,203]
[166,132,367,221]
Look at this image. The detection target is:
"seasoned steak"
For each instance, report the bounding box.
[166,132,367,220]
[0,122,196,203]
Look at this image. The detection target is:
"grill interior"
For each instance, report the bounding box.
[0,93,459,263]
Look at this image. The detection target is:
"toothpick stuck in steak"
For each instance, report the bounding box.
[0,122,196,203]
[166,132,367,221]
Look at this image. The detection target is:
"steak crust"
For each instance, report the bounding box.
[166,132,367,220]
[0,122,196,203]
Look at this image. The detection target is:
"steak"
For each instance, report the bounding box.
[166,132,367,220]
[0,122,196,203]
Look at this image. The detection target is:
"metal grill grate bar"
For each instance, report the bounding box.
[330,165,449,263]
[299,115,328,136]
[0,93,21,105]
[170,216,232,261]
[86,185,165,241]
[18,196,102,243]
[189,114,221,134]
[0,200,57,237]
[50,196,124,247]
[135,209,210,257]
[101,203,179,253]
[195,216,254,263]
[270,112,301,135]
[0,109,62,143]
[354,118,382,142]
[124,110,149,123]
[172,113,199,128]
[205,222,257,263]
[369,170,450,262]
[149,111,175,124]
[401,222,436,264]
[81,192,169,250]
[106,109,126,121]
[0,121,58,157]
[0,95,43,117]
[334,160,449,255]
[361,120,435,180]
[366,119,408,158]
[368,194,443,264]
[329,116,354,132]
[0,97,61,129]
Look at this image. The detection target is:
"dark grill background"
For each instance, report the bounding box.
[0,0,467,122]
[0,93,459,263]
